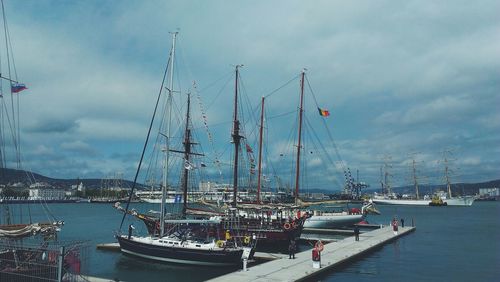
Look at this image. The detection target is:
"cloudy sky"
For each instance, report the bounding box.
[1,0,499,191]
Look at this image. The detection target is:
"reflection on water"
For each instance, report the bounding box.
[114,254,238,281]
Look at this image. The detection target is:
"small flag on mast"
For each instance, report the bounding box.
[245,144,253,153]
[11,83,28,93]
[318,107,330,117]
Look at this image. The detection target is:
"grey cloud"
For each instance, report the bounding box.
[26,119,79,134]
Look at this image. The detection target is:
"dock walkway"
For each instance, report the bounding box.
[208,225,415,282]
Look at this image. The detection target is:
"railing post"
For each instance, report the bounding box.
[57,246,65,282]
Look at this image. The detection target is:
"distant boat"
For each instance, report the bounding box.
[372,155,475,207]
[303,201,379,229]
[372,193,475,206]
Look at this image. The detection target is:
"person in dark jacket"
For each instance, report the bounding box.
[288,239,296,259]
[354,225,360,241]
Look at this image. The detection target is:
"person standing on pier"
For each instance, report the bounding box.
[289,239,296,259]
[391,218,399,235]
[400,218,405,228]
[354,225,360,241]
[128,224,135,239]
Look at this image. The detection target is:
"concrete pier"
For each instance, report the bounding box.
[208,225,415,282]
[96,242,120,251]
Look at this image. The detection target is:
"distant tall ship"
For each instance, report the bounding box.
[372,154,475,206]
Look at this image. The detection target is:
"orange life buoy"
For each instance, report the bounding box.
[283,222,291,230]
[315,240,324,252]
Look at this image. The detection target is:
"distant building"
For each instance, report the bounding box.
[479,188,499,197]
[29,182,52,189]
[300,192,326,200]
[199,181,231,192]
[29,188,66,200]
[108,186,130,192]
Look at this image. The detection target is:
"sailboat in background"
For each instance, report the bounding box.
[116,32,251,266]
[437,152,475,206]
[372,154,475,206]
[372,156,435,206]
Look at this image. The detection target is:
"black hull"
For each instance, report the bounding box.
[136,213,306,250]
[116,236,244,266]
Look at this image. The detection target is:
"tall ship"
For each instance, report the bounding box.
[372,154,475,206]
[116,32,251,265]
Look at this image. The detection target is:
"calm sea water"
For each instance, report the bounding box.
[7,201,500,282]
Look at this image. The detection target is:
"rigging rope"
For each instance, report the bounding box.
[193,82,224,182]
[119,54,172,231]
[305,75,350,177]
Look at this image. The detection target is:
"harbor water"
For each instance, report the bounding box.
[7,201,500,282]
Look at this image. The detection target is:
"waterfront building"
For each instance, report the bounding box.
[29,188,66,200]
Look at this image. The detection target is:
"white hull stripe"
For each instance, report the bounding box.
[120,248,238,266]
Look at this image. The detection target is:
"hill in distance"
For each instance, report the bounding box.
[1,168,497,195]
[0,168,145,190]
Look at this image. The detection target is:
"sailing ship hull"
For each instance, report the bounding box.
[304,214,365,229]
[372,199,431,206]
[441,196,475,206]
[116,236,244,266]
[373,196,475,206]
[130,213,303,249]
[140,198,177,204]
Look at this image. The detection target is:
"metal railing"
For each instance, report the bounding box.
[0,240,89,282]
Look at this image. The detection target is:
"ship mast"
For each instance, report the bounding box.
[181,94,192,217]
[160,31,177,237]
[231,65,243,207]
[379,165,384,194]
[412,158,420,199]
[294,69,306,204]
[444,154,452,198]
[383,156,392,195]
[256,96,265,204]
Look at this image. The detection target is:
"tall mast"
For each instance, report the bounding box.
[181,93,191,217]
[231,65,243,207]
[412,158,420,199]
[167,93,204,216]
[256,96,265,204]
[160,31,177,237]
[445,154,452,198]
[294,69,306,204]
[383,156,392,195]
[379,165,384,194]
